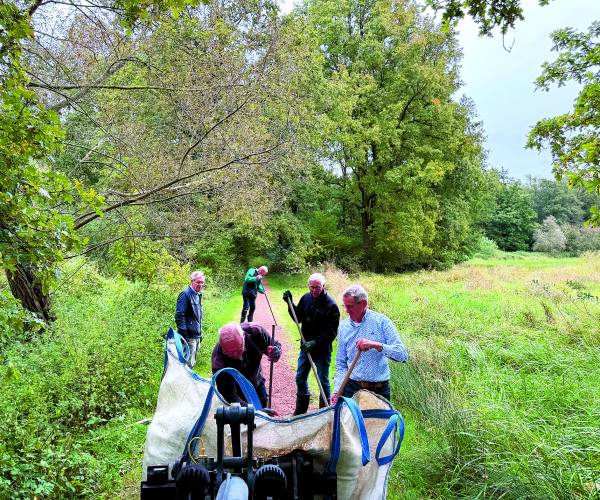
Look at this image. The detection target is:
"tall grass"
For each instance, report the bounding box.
[0,258,241,498]
[2,254,598,498]
[373,253,600,498]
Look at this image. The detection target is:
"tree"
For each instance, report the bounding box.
[527,22,600,226]
[532,215,566,253]
[528,177,587,224]
[425,0,552,35]
[0,1,105,320]
[482,180,537,251]
[301,0,490,270]
[2,0,308,319]
[425,1,600,226]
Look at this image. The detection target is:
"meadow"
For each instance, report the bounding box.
[0,253,598,498]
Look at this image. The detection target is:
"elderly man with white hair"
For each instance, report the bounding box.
[283,272,340,414]
[333,284,408,402]
[212,322,281,410]
[175,270,205,369]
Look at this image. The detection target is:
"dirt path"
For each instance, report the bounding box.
[253,286,301,416]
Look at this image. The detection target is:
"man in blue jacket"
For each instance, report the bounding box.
[240,265,268,323]
[175,270,205,368]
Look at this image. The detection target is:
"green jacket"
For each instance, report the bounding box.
[242,268,265,296]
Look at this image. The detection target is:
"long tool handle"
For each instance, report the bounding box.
[268,324,275,408]
[336,350,362,397]
[264,289,277,326]
[286,296,329,406]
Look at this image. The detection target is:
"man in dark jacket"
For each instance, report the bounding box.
[175,270,204,368]
[240,265,268,323]
[212,322,281,409]
[283,272,340,414]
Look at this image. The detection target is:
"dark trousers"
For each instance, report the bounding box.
[240,294,256,323]
[296,350,331,401]
[342,379,390,401]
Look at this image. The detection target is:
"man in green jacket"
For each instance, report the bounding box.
[240,265,268,323]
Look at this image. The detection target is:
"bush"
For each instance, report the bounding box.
[532,216,566,253]
[562,223,600,255]
[471,236,500,259]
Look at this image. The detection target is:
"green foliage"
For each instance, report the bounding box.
[0,257,237,497]
[425,0,551,35]
[471,235,500,258]
[562,223,600,256]
[527,22,600,226]
[303,0,491,270]
[0,288,44,349]
[0,3,103,294]
[528,176,596,224]
[109,238,179,283]
[482,180,538,251]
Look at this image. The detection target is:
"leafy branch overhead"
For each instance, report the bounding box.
[527,21,600,225]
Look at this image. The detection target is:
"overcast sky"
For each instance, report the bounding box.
[456,0,599,180]
[279,0,599,180]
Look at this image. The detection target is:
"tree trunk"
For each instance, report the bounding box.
[6,264,54,322]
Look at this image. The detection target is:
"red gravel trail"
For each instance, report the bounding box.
[253,286,303,417]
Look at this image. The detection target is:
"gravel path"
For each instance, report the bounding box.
[253,286,308,416]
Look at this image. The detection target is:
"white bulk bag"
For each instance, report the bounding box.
[143,329,405,499]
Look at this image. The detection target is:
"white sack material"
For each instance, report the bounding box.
[143,330,405,500]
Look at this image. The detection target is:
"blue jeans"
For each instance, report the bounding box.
[296,350,331,401]
[342,379,390,401]
[240,294,256,323]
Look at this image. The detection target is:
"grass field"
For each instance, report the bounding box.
[1,253,598,498]
[264,254,600,498]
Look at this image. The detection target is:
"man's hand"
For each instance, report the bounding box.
[356,338,383,352]
[330,393,339,405]
[300,340,316,353]
[282,290,292,303]
[266,345,281,362]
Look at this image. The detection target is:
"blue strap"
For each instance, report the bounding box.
[181,384,215,460]
[374,412,404,465]
[212,368,263,410]
[166,328,188,364]
[325,397,370,474]
[180,368,263,460]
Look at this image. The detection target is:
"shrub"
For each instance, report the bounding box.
[562,223,600,255]
[471,236,500,258]
[532,216,566,253]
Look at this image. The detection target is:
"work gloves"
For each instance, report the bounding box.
[282,290,293,303]
[300,340,316,353]
[266,345,281,362]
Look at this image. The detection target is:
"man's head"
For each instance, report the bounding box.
[219,322,245,360]
[190,271,205,292]
[342,284,368,322]
[307,272,326,299]
[257,266,268,276]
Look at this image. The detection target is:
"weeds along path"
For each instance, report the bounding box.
[253,285,299,416]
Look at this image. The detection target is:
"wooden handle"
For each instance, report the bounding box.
[336,350,362,397]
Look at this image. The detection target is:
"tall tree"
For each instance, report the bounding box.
[482,180,537,251]
[2,0,311,318]
[301,0,489,269]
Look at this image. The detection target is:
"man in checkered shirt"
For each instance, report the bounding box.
[333,284,408,401]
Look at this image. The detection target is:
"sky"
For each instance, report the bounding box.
[279,0,599,180]
[456,0,599,180]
